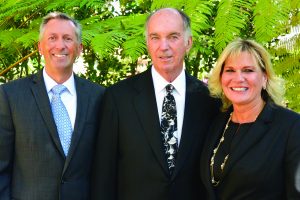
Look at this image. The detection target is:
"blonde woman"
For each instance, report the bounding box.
[201,38,300,199]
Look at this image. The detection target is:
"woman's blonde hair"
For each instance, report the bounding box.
[208,38,285,111]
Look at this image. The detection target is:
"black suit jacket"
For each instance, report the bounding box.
[91,68,220,200]
[0,70,105,200]
[200,101,300,200]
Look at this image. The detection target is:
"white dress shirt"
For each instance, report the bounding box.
[151,66,186,145]
[43,69,77,130]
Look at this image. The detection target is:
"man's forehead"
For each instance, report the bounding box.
[149,10,181,23]
[147,22,184,36]
[43,20,76,33]
[45,18,75,28]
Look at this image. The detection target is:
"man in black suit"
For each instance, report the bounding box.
[91,8,220,200]
[0,12,105,200]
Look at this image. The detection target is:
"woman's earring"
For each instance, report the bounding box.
[263,83,267,90]
[263,78,267,90]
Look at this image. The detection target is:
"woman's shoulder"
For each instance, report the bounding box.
[265,103,300,133]
[270,103,300,121]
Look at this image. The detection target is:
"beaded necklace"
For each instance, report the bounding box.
[210,112,232,187]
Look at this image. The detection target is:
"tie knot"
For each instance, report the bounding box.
[165,84,174,93]
[52,84,67,95]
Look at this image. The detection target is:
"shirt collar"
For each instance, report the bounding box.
[43,68,76,96]
[151,66,186,96]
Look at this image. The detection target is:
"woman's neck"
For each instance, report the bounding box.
[232,99,265,123]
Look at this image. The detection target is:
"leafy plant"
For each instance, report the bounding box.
[0,0,299,112]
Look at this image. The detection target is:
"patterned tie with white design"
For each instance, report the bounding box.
[160,84,178,175]
[51,84,72,156]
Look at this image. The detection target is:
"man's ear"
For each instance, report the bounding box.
[186,37,193,53]
[38,42,43,55]
[77,43,83,57]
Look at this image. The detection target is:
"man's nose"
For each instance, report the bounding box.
[55,38,66,49]
[159,39,170,50]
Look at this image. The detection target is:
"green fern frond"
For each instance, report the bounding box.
[0,0,48,33]
[285,78,300,112]
[0,0,17,13]
[185,1,213,34]
[91,31,127,59]
[0,0,47,20]
[122,33,146,61]
[0,47,18,69]
[44,0,72,12]
[119,14,148,61]
[0,29,25,46]
[84,14,146,60]
[214,0,252,53]
[119,14,147,30]
[150,0,177,10]
[272,44,300,112]
[28,18,43,30]
[82,15,126,45]
[273,54,299,75]
[82,29,97,46]
[95,15,126,32]
[50,0,105,9]
[151,0,205,10]
[79,0,105,8]
[253,0,290,42]
[16,30,39,48]
[0,17,14,29]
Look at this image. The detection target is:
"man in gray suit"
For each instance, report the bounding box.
[0,12,105,200]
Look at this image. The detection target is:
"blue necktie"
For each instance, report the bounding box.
[161,84,178,174]
[51,85,72,156]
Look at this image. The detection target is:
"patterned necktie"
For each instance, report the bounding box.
[161,84,178,174]
[51,84,72,156]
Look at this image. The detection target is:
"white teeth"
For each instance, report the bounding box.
[160,55,172,58]
[232,87,247,91]
[54,54,66,57]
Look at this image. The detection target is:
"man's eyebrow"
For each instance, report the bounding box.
[169,32,181,36]
[149,32,181,36]
[149,33,159,36]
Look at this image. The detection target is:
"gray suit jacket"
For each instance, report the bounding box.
[91,68,220,200]
[0,70,105,200]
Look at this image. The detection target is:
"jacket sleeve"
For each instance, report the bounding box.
[0,86,14,199]
[90,88,118,200]
[285,115,300,198]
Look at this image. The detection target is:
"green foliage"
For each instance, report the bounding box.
[0,0,299,112]
[214,0,252,53]
[271,30,300,112]
[120,14,147,61]
[253,0,290,42]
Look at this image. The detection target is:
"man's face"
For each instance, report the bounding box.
[38,19,82,75]
[146,9,192,82]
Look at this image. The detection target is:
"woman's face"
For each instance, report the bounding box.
[221,51,267,107]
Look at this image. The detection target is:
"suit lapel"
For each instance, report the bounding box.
[63,76,89,173]
[220,102,273,181]
[30,71,65,157]
[31,72,92,173]
[133,69,170,175]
